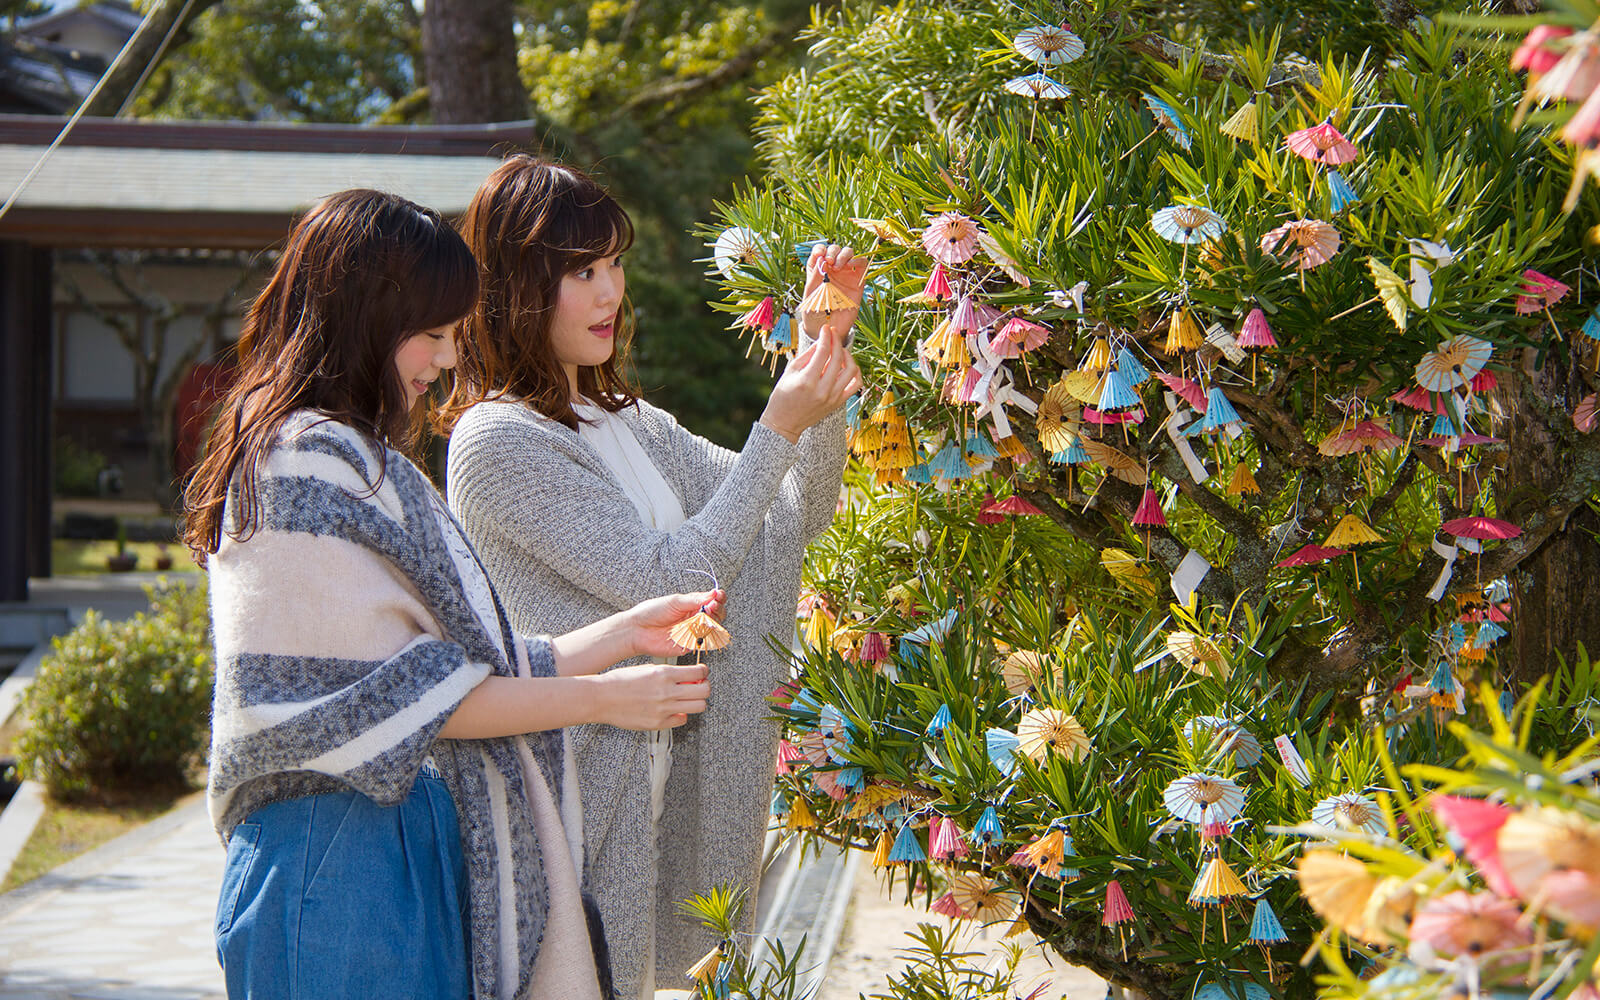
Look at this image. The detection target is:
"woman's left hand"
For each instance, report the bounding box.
[800,243,869,338]
[628,588,726,659]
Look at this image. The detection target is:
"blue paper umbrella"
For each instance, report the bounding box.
[791,687,821,716]
[1003,72,1071,99]
[1096,367,1142,411]
[986,727,1021,776]
[819,704,854,763]
[1328,170,1358,212]
[1151,204,1225,244]
[765,310,793,352]
[1059,831,1081,879]
[926,703,953,739]
[1195,982,1271,1000]
[966,430,1000,460]
[1484,578,1510,602]
[1143,94,1192,149]
[770,786,790,817]
[1197,387,1242,434]
[1050,438,1091,465]
[1248,898,1288,944]
[1582,308,1600,342]
[1498,688,1516,720]
[888,821,926,862]
[904,608,958,645]
[970,805,1005,846]
[844,393,863,431]
[928,441,971,481]
[1431,412,1463,437]
[1475,620,1507,647]
[836,766,865,791]
[902,462,935,485]
[1116,346,1150,385]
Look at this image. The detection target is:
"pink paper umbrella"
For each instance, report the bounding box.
[1261,219,1340,271]
[1275,543,1349,568]
[1155,372,1208,410]
[922,212,980,266]
[1441,516,1522,540]
[1408,891,1529,958]
[989,317,1050,357]
[1576,393,1598,432]
[1284,119,1359,165]
[982,494,1044,519]
[1391,385,1456,414]
[1513,24,1574,75]
[1516,269,1570,313]
[1432,795,1517,897]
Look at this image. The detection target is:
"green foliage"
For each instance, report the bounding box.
[673,885,809,999]
[866,923,1026,1000]
[53,436,106,498]
[1306,680,1600,999]
[16,581,214,800]
[771,482,1599,999]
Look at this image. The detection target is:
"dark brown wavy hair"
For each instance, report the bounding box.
[183,188,478,559]
[440,155,638,431]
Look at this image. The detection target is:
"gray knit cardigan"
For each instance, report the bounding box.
[446,397,846,995]
[206,412,588,1000]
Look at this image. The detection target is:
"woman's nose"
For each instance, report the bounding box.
[436,329,459,369]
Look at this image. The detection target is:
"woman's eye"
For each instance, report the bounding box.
[575,268,594,280]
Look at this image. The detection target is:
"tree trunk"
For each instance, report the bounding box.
[420,0,527,124]
[80,0,223,117]
[1501,355,1600,679]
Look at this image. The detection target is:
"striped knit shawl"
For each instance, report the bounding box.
[206,412,566,1000]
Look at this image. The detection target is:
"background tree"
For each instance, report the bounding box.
[130,0,830,444]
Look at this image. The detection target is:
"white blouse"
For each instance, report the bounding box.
[571,400,686,1000]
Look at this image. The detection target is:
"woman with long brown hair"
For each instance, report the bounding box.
[187,188,721,1000]
[442,156,864,997]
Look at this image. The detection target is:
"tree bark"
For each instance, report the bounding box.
[1500,356,1600,680]
[421,0,527,124]
[80,0,223,117]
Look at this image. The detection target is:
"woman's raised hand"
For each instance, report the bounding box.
[594,662,709,730]
[761,322,864,443]
[799,243,868,339]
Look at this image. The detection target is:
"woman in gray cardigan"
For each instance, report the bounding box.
[443,156,863,998]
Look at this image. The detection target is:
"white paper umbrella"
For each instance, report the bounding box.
[1182,716,1262,767]
[1151,205,1225,245]
[1163,773,1246,825]
[713,226,765,278]
[1312,792,1386,835]
[1003,72,1071,99]
[1014,24,1085,64]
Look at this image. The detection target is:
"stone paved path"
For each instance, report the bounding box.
[0,800,224,1000]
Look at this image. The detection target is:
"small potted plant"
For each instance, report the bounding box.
[106,521,138,572]
[154,543,174,571]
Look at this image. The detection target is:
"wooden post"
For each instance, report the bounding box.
[0,241,53,601]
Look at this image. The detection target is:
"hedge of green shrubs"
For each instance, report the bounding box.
[16,580,213,799]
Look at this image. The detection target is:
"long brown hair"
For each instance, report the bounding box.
[441,155,638,431]
[183,188,478,559]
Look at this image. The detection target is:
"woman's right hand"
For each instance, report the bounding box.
[593,661,710,730]
[759,323,863,443]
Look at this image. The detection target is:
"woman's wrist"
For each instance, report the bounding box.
[758,412,803,444]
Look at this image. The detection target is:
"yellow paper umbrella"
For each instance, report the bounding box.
[1001,650,1046,695]
[848,784,907,820]
[872,829,894,868]
[949,873,1019,922]
[1081,337,1113,373]
[1016,828,1067,878]
[1165,309,1205,354]
[1497,807,1600,926]
[920,319,971,368]
[1297,850,1412,946]
[1061,369,1103,404]
[1415,335,1492,392]
[1220,98,1260,143]
[1325,514,1383,587]
[686,942,724,984]
[1036,387,1082,453]
[1102,547,1158,597]
[1226,462,1260,497]
[1168,632,1228,679]
[1016,708,1092,762]
[785,793,816,832]
[1081,440,1147,485]
[799,274,859,316]
[670,609,731,661]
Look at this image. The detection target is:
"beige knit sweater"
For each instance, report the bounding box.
[446,398,846,997]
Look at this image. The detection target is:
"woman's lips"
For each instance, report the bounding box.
[590,322,614,339]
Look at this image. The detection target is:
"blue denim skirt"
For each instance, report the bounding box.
[214,770,472,999]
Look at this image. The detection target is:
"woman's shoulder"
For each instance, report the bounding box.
[267,411,387,479]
